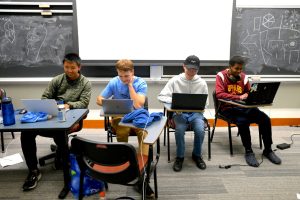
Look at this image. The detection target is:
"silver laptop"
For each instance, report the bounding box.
[101,99,133,115]
[21,99,59,116]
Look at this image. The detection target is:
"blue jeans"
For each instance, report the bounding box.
[173,112,205,158]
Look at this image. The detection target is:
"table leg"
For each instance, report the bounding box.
[58,131,70,199]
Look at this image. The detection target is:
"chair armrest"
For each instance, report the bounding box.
[118,117,167,145]
[143,117,167,145]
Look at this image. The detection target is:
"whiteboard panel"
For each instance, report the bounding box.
[77,0,233,61]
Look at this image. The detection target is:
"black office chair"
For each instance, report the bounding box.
[106,97,148,142]
[71,135,160,200]
[164,108,211,162]
[210,90,262,156]
[38,118,85,167]
[0,88,15,153]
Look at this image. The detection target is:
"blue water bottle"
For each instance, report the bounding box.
[1,97,16,126]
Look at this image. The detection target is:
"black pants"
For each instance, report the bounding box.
[20,131,68,171]
[220,107,273,151]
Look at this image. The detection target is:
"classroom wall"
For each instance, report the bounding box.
[2,79,299,110]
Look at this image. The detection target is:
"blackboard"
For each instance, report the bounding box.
[0,0,78,78]
[231,7,300,75]
[0,14,75,77]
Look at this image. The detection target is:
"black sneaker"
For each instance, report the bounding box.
[173,157,184,172]
[192,154,206,170]
[22,169,42,191]
[263,150,281,165]
[245,152,259,167]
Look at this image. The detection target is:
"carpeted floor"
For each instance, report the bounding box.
[0,126,300,200]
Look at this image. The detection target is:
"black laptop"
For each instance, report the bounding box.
[234,82,280,105]
[171,93,208,110]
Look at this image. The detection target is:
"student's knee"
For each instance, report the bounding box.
[115,129,130,142]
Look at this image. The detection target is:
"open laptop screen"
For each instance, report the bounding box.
[171,93,207,110]
[21,99,58,116]
[102,99,133,115]
[234,82,280,105]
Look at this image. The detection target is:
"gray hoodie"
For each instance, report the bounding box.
[157,73,209,107]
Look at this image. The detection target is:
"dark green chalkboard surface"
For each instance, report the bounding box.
[231,7,300,75]
[0,15,75,77]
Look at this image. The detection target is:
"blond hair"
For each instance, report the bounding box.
[115,59,134,72]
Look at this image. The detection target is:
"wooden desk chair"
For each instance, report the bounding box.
[211,90,262,156]
[105,97,148,143]
[71,118,163,200]
[38,117,85,167]
[164,108,211,162]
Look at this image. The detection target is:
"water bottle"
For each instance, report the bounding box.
[57,103,66,122]
[1,97,16,126]
[57,100,66,122]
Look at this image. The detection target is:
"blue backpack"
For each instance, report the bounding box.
[69,154,104,198]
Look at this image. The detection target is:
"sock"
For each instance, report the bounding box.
[245,148,253,154]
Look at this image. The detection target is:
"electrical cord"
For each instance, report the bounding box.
[219,131,300,169]
[218,150,278,169]
[139,111,151,200]
[289,133,300,147]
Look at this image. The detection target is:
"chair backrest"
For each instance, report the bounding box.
[68,115,87,133]
[0,88,6,108]
[0,88,6,100]
[212,90,235,124]
[144,96,148,110]
[71,136,141,185]
[212,90,219,114]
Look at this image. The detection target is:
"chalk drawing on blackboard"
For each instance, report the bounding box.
[254,17,261,31]
[236,8,243,19]
[232,8,300,75]
[26,24,47,62]
[4,19,15,43]
[0,15,73,68]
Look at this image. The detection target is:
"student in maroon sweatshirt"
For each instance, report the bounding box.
[215,55,281,167]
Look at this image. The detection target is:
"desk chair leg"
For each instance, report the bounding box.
[227,123,233,156]
[107,133,110,142]
[259,132,262,149]
[163,108,166,146]
[11,132,15,139]
[107,129,113,143]
[208,128,211,161]
[154,168,158,199]
[163,126,166,146]
[210,117,218,142]
[167,128,171,163]
[1,132,4,153]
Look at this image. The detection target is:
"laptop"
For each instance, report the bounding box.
[171,93,208,110]
[21,99,59,116]
[101,99,133,115]
[233,82,280,105]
